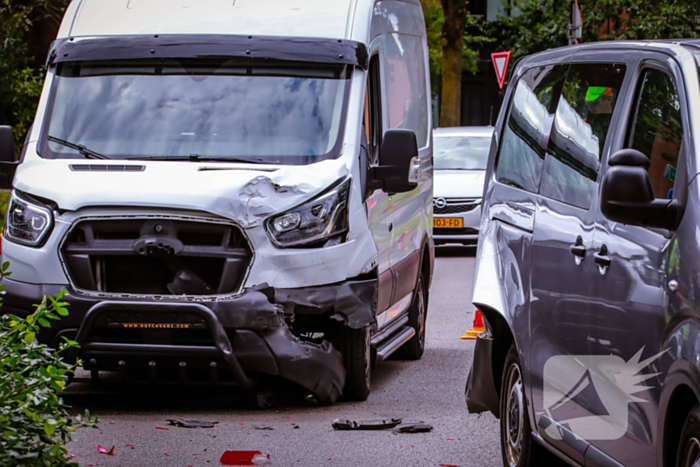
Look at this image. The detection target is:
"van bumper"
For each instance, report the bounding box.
[1,276,377,404]
[465,331,501,417]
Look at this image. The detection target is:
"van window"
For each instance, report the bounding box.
[540,63,626,209]
[366,55,382,164]
[40,60,351,165]
[495,64,568,193]
[626,69,683,200]
[384,33,429,149]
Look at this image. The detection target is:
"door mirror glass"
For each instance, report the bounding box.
[600,149,678,230]
[370,129,419,194]
[0,126,15,163]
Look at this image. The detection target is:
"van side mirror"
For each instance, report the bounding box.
[600,149,679,230]
[0,126,19,189]
[368,129,419,194]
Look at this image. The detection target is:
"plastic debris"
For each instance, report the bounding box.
[167,418,218,429]
[155,426,169,430]
[97,445,115,456]
[292,423,300,429]
[251,424,274,430]
[447,437,456,440]
[439,464,460,467]
[332,418,402,431]
[393,422,433,434]
[220,450,271,466]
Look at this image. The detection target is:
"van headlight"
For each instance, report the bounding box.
[266,178,350,247]
[4,191,54,247]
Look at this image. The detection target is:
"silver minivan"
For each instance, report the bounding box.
[466,41,700,466]
[0,0,434,404]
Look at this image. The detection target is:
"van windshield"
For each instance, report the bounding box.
[40,60,351,165]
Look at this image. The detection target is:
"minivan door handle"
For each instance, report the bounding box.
[570,236,586,258]
[594,245,612,268]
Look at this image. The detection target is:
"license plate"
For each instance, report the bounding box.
[433,217,463,228]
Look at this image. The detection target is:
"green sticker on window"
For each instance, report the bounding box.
[585,86,610,102]
[663,164,677,183]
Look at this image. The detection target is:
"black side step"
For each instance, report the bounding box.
[371,313,415,362]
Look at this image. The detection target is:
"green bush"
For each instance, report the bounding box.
[0,262,98,466]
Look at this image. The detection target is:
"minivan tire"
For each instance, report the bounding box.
[500,343,561,467]
[340,326,371,401]
[676,405,700,467]
[395,271,427,360]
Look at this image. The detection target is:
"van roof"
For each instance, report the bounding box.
[60,0,367,41]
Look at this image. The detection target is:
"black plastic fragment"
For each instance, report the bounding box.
[392,422,433,433]
[331,418,402,431]
[166,418,218,429]
[251,424,274,430]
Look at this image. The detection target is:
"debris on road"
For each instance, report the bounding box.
[167,418,219,428]
[332,418,402,430]
[97,445,115,456]
[292,423,300,429]
[251,424,274,430]
[220,450,271,465]
[392,422,433,434]
[155,426,169,430]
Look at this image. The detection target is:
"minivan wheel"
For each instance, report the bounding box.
[500,344,538,467]
[395,272,427,360]
[340,326,371,401]
[676,405,700,467]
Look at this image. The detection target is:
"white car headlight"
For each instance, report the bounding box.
[266,178,350,247]
[4,191,54,247]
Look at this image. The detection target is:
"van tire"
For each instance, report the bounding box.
[395,271,427,360]
[500,343,562,467]
[340,326,371,401]
[676,405,700,467]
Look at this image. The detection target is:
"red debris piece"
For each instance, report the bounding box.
[97,445,115,456]
[220,450,270,466]
[439,464,460,467]
[70,454,76,458]
[109,422,115,425]
[114,412,120,415]
[155,426,169,430]
[447,437,456,440]
[126,444,134,447]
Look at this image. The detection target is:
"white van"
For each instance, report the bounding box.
[0,0,434,404]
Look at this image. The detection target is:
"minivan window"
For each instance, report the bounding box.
[540,63,626,209]
[434,135,491,170]
[495,64,568,193]
[626,69,683,200]
[40,60,351,165]
[384,33,429,149]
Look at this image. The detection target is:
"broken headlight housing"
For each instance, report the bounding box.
[266,178,350,247]
[4,191,54,247]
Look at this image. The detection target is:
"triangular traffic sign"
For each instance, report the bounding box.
[491,51,511,90]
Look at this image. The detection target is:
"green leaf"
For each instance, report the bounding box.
[38,318,50,328]
[44,419,56,437]
[23,332,35,344]
[56,307,69,316]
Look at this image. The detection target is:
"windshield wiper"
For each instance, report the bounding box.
[126,154,268,164]
[47,136,110,160]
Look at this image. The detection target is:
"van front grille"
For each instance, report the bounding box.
[61,217,251,296]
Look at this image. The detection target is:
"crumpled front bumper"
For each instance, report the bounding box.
[2,277,377,404]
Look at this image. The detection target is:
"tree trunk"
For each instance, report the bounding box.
[440,0,467,127]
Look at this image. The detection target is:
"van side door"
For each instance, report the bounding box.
[587,53,690,467]
[529,54,630,464]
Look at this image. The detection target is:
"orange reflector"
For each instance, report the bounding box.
[460,310,486,340]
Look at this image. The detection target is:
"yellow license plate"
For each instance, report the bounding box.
[433,217,463,228]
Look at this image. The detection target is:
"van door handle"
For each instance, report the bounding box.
[594,245,611,268]
[570,236,586,258]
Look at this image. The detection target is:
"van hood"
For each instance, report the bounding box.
[13,157,350,228]
[433,170,485,199]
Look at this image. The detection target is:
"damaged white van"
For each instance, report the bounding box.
[0,0,434,404]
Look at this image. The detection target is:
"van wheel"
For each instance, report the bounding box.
[340,326,371,401]
[500,344,559,467]
[676,405,700,467]
[395,272,427,360]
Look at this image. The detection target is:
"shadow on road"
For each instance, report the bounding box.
[435,245,476,257]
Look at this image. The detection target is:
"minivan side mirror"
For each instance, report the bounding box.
[0,126,19,190]
[368,129,419,194]
[600,148,679,230]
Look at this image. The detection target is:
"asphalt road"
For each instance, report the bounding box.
[63,247,501,466]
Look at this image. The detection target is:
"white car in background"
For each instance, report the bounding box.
[432,126,493,246]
